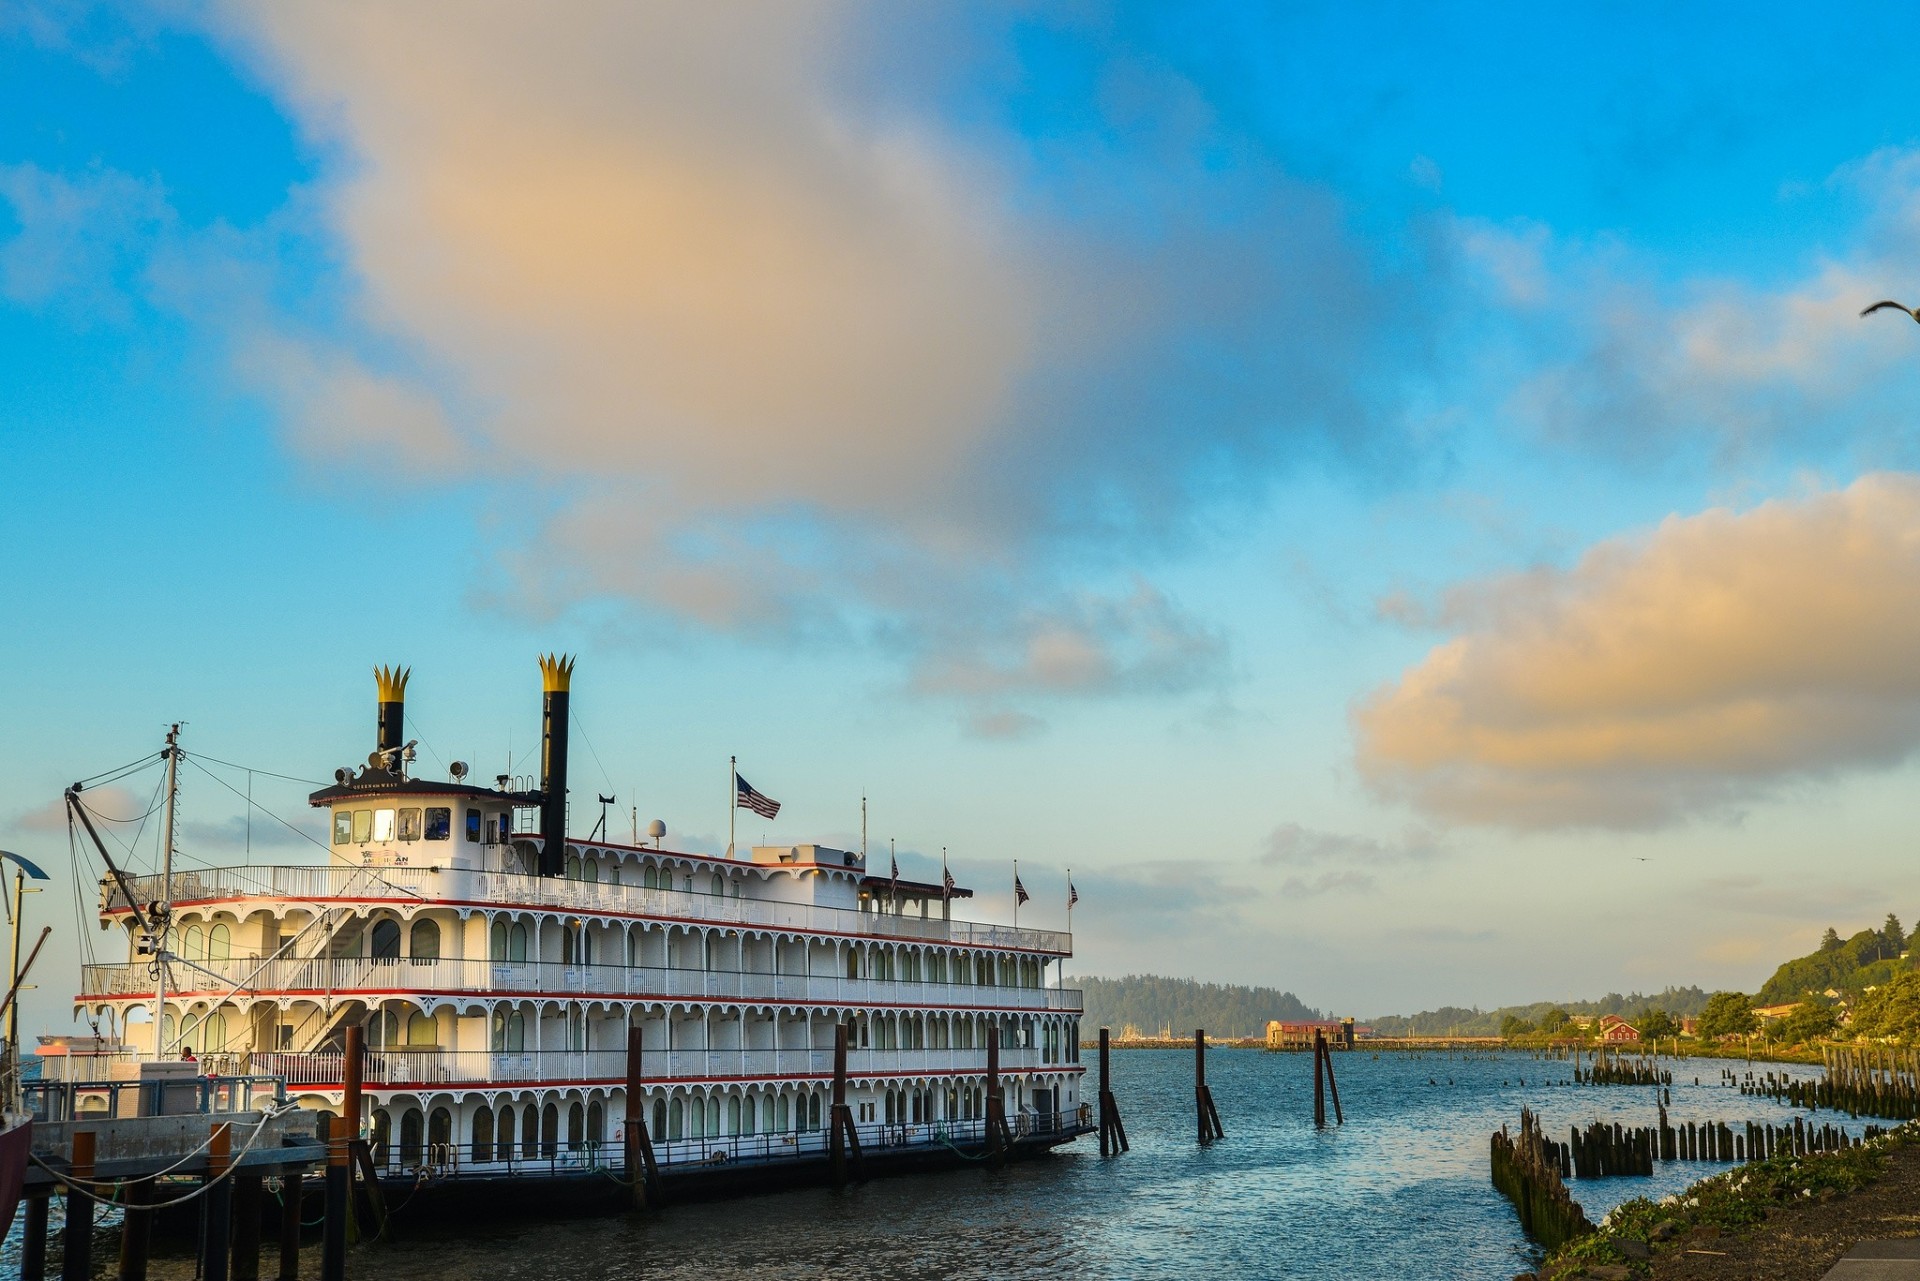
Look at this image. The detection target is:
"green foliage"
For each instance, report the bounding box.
[1499,1014,1536,1038]
[1699,991,1757,1039]
[1772,1001,1838,1045]
[1760,916,1914,1005]
[1850,971,1920,1041]
[1539,1007,1571,1033]
[1076,975,1317,1038]
[1367,987,1710,1038]
[1637,1008,1680,1039]
[1547,1127,1909,1275]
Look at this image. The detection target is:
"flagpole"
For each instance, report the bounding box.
[861,794,867,863]
[1013,859,1019,930]
[729,756,737,857]
[1064,867,1071,991]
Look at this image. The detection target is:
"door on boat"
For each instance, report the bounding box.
[1031,1088,1055,1133]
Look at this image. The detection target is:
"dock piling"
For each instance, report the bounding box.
[233,1169,263,1281]
[1097,1027,1129,1155]
[1313,1030,1327,1128]
[118,1171,151,1281]
[1195,1030,1224,1142]
[624,1026,658,1209]
[1319,1031,1345,1125]
[21,1191,48,1281]
[985,1033,1012,1161]
[322,1024,363,1281]
[830,1022,864,1186]
[59,1129,94,1281]
[203,1122,233,1281]
[278,1167,305,1281]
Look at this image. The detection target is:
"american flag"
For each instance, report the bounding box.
[735,772,780,820]
[1068,880,1078,909]
[1014,873,1029,906]
[942,865,955,898]
[890,853,899,886]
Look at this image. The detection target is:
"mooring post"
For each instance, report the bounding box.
[233,1166,264,1281]
[830,1021,850,1187]
[1321,1033,1344,1125]
[21,1190,50,1281]
[118,1170,152,1281]
[985,1030,1009,1162]
[322,1024,363,1281]
[60,1129,95,1281]
[1196,1029,1211,1143]
[204,1121,234,1281]
[1194,1030,1223,1142]
[1313,1030,1328,1128]
[1098,1026,1129,1155]
[624,1025,656,1210]
[278,1166,305,1281]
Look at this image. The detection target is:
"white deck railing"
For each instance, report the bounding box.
[79,957,1083,1012]
[241,1046,1071,1088]
[101,864,1070,954]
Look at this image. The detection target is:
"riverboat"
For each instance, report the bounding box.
[67,658,1089,1202]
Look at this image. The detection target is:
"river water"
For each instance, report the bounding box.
[22,1049,1866,1280]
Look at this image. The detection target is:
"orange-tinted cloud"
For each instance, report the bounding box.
[1355,474,1920,827]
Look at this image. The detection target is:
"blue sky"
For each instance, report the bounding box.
[8,3,1920,1037]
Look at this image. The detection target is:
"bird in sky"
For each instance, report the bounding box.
[1861,300,1920,322]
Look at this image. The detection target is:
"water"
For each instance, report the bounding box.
[31,1050,1867,1280]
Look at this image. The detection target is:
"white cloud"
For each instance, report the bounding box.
[1356,473,1920,828]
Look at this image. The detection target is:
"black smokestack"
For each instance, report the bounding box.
[538,653,575,877]
[375,665,410,761]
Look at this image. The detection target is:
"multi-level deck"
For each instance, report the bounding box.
[72,660,1087,1187]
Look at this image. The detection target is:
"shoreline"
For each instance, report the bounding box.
[1534,1121,1920,1280]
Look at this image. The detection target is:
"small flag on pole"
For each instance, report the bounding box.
[943,865,955,898]
[1014,872,1029,906]
[1068,879,1078,909]
[734,772,780,820]
[890,852,900,885]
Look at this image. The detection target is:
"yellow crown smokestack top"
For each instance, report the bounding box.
[538,654,575,877]
[538,653,575,693]
[374,664,410,758]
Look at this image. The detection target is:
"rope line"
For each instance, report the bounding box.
[30,1105,298,1210]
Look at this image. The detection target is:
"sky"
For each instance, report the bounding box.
[6,2,1920,1038]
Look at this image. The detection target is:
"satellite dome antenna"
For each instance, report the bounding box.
[647,819,666,849]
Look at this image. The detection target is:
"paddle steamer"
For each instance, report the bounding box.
[71,658,1088,1193]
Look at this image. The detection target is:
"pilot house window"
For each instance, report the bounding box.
[424,808,451,840]
[465,809,481,842]
[398,809,422,841]
[373,809,396,842]
[351,810,373,843]
[333,812,352,845]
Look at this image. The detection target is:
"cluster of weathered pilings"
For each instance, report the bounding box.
[1734,1047,1920,1119]
[1491,1108,1594,1250]
[1506,1107,1889,1188]
[1573,1047,1672,1087]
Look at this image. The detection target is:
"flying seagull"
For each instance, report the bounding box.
[1861,300,1920,322]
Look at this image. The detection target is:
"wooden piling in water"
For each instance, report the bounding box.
[204,1122,234,1281]
[625,1026,659,1209]
[1194,1030,1223,1142]
[278,1166,305,1281]
[60,1129,94,1281]
[1097,1027,1129,1155]
[1313,1030,1326,1128]
[233,1169,263,1281]
[322,1025,362,1281]
[985,1032,1013,1162]
[20,1190,49,1281]
[118,1169,152,1281]
[829,1022,864,1185]
[1319,1032,1344,1125]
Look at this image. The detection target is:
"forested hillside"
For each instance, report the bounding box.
[1076,975,1319,1038]
[1756,916,1908,1005]
[1365,987,1712,1037]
